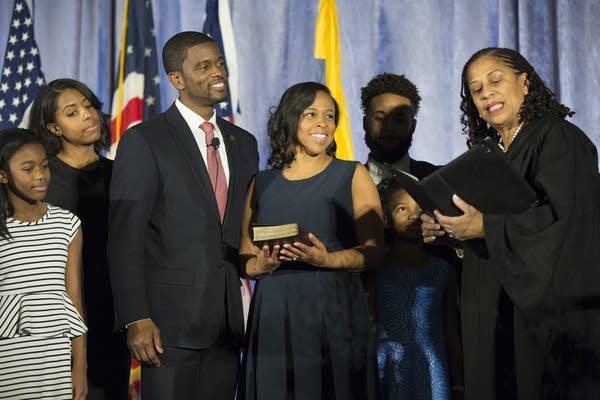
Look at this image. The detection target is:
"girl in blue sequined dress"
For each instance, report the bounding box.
[375,178,464,400]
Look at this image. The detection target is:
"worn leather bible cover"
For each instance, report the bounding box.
[251,222,312,248]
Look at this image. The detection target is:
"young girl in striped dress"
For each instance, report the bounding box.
[0,128,87,400]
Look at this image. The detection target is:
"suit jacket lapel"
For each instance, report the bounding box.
[164,104,221,220]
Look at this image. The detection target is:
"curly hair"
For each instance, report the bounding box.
[460,47,574,146]
[28,78,110,156]
[360,73,422,115]
[267,82,339,169]
[0,128,44,239]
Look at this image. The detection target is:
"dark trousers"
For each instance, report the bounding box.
[86,330,130,400]
[141,343,240,400]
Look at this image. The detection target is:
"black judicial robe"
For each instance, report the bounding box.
[460,115,600,399]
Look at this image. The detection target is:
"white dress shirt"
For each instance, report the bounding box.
[175,98,230,184]
[366,153,410,186]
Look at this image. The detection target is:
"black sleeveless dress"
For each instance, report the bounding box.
[239,158,376,400]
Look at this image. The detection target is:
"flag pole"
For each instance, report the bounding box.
[114,0,129,143]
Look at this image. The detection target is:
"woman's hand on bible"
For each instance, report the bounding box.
[253,244,282,275]
[281,233,330,267]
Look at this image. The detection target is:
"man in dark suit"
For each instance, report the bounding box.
[360,73,437,183]
[108,31,259,400]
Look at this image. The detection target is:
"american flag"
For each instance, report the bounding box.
[109,0,161,155]
[203,0,239,122]
[0,0,45,130]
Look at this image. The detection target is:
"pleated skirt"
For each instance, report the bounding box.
[240,267,376,400]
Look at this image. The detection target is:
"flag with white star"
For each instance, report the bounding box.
[110,0,161,152]
[203,0,240,122]
[0,0,45,130]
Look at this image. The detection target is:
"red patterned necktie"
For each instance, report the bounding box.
[200,121,227,222]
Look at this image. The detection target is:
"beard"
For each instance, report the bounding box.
[365,132,413,164]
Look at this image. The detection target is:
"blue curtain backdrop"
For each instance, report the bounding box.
[1,0,598,168]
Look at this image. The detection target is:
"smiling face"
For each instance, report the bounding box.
[0,143,49,206]
[46,88,102,149]
[296,90,337,157]
[386,188,422,240]
[467,55,528,134]
[364,93,415,162]
[169,42,228,118]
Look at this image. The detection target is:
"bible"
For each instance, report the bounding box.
[251,222,311,248]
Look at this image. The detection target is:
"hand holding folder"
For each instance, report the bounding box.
[386,138,539,254]
[391,138,538,217]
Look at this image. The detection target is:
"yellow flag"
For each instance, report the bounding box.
[314,0,354,160]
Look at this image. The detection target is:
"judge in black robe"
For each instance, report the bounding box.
[422,48,600,399]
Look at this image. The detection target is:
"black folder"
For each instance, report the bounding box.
[394,138,538,216]
[390,138,539,255]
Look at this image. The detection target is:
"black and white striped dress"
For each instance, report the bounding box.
[0,205,87,400]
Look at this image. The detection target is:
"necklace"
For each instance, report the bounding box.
[498,122,524,152]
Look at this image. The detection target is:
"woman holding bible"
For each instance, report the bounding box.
[422,47,600,399]
[238,82,384,400]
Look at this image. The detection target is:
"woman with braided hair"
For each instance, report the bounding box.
[422,47,600,399]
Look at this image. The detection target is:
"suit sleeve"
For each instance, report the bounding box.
[108,128,159,328]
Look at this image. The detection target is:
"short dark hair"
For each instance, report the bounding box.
[162,31,215,74]
[28,78,110,155]
[267,82,339,169]
[360,73,422,115]
[0,128,44,239]
[460,47,574,146]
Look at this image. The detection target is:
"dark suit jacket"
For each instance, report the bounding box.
[108,104,259,349]
[408,157,438,180]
